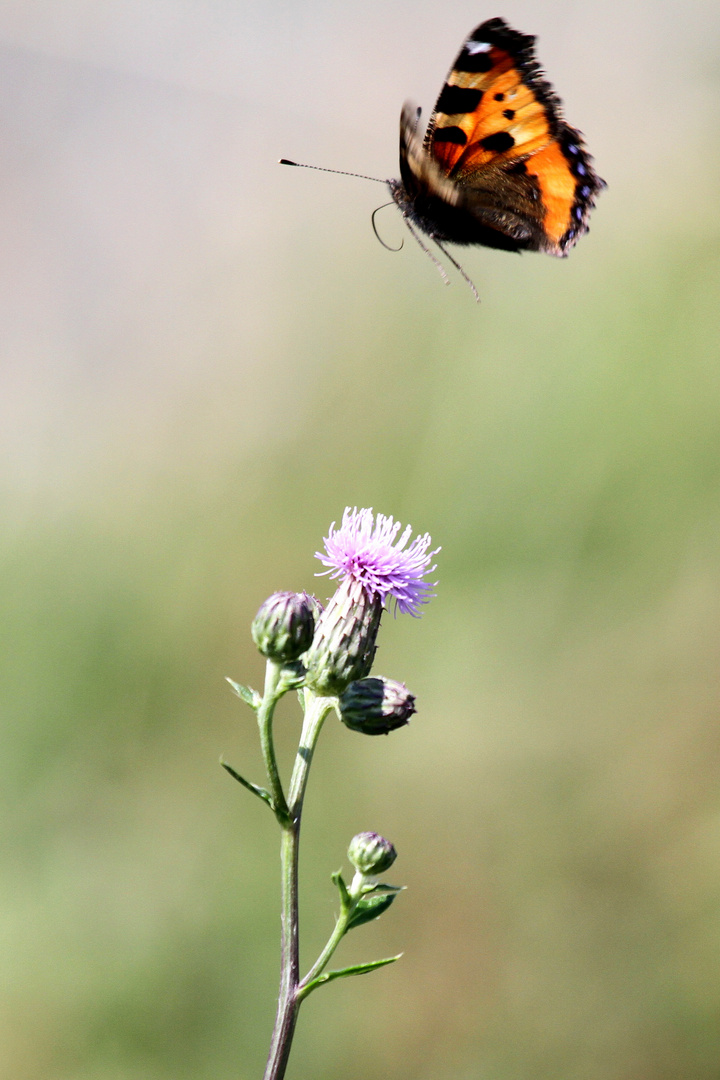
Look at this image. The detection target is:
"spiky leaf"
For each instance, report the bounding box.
[226,678,260,709]
[298,954,402,999]
[220,759,273,809]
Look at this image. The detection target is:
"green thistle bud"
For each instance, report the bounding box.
[348,832,397,876]
[251,591,320,663]
[304,578,382,697]
[338,676,415,735]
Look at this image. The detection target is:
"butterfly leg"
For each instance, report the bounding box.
[402,217,451,287]
[433,240,480,304]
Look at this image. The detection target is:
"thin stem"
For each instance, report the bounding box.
[257,661,291,824]
[262,691,335,1080]
[297,907,351,999]
[262,823,300,1080]
[287,692,335,814]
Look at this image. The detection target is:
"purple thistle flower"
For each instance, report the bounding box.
[316,508,439,617]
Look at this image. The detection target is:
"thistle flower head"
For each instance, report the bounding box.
[316,508,439,617]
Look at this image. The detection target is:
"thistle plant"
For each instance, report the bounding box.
[223,508,438,1080]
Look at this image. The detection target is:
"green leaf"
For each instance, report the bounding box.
[347,891,399,930]
[298,954,402,999]
[220,759,274,810]
[226,678,260,709]
[331,870,351,911]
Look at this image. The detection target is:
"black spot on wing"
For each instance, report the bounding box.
[455,47,493,74]
[435,84,483,115]
[433,126,468,145]
[456,18,563,139]
[454,18,536,76]
[502,109,515,120]
[480,131,515,153]
[494,93,504,102]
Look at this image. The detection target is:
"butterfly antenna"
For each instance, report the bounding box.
[434,240,481,304]
[402,218,451,287]
[279,159,386,185]
[371,202,403,252]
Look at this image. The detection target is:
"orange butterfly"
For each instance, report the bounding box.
[283,18,604,298]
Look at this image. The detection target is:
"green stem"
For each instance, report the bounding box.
[257,662,291,824]
[286,692,335,813]
[262,823,300,1080]
[262,691,335,1080]
[297,906,351,1000]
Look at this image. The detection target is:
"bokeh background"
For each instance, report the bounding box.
[2,1,720,1078]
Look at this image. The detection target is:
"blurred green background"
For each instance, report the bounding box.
[2,2,720,1078]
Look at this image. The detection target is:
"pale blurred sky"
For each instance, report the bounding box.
[0,0,718,489]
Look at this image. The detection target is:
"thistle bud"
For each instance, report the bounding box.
[338,676,415,735]
[304,578,382,697]
[348,832,397,876]
[251,591,320,663]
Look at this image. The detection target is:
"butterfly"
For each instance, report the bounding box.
[282,18,604,298]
